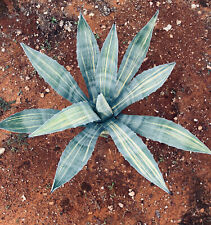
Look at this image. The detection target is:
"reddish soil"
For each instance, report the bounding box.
[0,0,211,224]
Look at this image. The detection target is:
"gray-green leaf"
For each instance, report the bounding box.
[21,43,87,103]
[95,24,118,103]
[77,14,100,102]
[96,93,113,120]
[104,119,170,193]
[51,123,102,192]
[29,102,100,137]
[119,115,211,154]
[112,62,175,116]
[0,109,59,133]
[115,11,159,98]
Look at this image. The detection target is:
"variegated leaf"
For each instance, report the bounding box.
[77,14,100,102]
[51,123,102,192]
[29,102,100,137]
[104,119,170,193]
[119,115,211,154]
[112,63,175,116]
[115,11,159,97]
[95,24,118,103]
[21,43,87,103]
[96,93,113,120]
[0,109,59,133]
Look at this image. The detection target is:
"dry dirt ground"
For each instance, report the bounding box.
[0,0,211,224]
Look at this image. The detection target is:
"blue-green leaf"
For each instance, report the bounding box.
[95,24,118,103]
[112,63,175,116]
[0,109,59,133]
[115,11,159,97]
[104,119,169,193]
[51,123,102,192]
[96,93,113,120]
[29,102,100,137]
[21,43,87,103]
[119,115,211,154]
[77,14,99,102]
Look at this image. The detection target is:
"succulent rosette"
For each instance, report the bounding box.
[0,11,210,193]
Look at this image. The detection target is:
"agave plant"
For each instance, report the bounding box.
[0,11,210,193]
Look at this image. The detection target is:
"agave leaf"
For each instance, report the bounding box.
[104,119,169,193]
[115,11,159,97]
[0,109,59,133]
[119,115,211,154]
[95,24,118,103]
[112,63,175,116]
[21,43,87,103]
[29,102,100,137]
[96,93,113,120]
[77,14,100,102]
[51,123,102,192]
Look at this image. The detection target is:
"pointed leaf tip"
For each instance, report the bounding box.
[154,10,159,17]
[51,180,58,193]
[78,12,84,21]
[119,115,211,155]
[170,62,176,66]
[20,42,26,50]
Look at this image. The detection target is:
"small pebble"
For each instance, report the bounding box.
[193,118,198,122]
[118,203,124,208]
[155,210,161,218]
[156,2,161,7]
[170,34,173,38]
[21,194,26,202]
[66,66,71,71]
[45,88,50,93]
[199,208,204,213]
[176,20,181,25]
[40,93,44,98]
[25,86,30,91]
[1,48,5,52]
[64,22,72,32]
[180,156,185,161]
[163,24,172,31]
[16,30,22,36]
[89,12,95,17]
[108,205,113,211]
[128,190,135,197]
[0,148,5,155]
[59,20,64,28]
[191,4,197,9]
[49,201,54,205]
[198,126,202,131]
